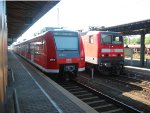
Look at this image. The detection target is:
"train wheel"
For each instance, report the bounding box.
[115,70,121,76]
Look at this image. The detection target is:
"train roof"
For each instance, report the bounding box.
[80,31,122,36]
[13,27,79,45]
[34,27,78,37]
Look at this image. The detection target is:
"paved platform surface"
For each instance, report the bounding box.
[124,66,150,81]
[124,58,150,81]
[124,58,150,68]
[7,51,98,113]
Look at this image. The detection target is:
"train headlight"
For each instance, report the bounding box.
[50,58,56,62]
[121,54,123,57]
[80,57,84,61]
[102,54,105,57]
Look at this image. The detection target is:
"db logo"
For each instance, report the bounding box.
[66,59,72,63]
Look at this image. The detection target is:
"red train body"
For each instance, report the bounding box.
[13,27,85,79]
[81,31,124,75]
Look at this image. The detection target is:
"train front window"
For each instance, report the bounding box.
[101,34,111,44]
[54,36,78,50]
[101,34,123,44]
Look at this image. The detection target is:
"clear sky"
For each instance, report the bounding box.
[17,0,150,42]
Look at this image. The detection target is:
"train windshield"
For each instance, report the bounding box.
[54,35,79,51]
[101,34,123,44]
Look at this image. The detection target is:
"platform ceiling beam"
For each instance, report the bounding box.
[6,1,60,45]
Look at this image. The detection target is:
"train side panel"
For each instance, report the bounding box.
[79,36,85,71]
[45,32,58,72]
[32,36,48,69]
[82,33,99,64]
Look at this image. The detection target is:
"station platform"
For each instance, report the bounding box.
[7,51,98,113]
[124,58,150,68]
[124,66,150,82]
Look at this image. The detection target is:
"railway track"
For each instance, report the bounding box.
[99,75,150,99]
[78,72,150,111]
[124,69,150,82]
[107,75,150,91]
[57,80,142,113]
[105,75,150,105]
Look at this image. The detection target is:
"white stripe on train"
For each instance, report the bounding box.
[101,49,123,53]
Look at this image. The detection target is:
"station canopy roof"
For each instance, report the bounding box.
[6,1,60,45]
[89,19,150,35]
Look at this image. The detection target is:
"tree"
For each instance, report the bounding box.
[123,36,128,44]
[124,35,150,45]
[128,37,140,44]
[136,37,140,44]
[145,37,150,44]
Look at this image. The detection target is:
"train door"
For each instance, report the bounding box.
[25,44,27,58]
[30,43,35,62]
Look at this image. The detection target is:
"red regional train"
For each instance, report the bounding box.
[13,27,85,79]
[81,31,124,75]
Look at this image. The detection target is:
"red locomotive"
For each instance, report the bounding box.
[13,27,85,79]
[81,31,124,75]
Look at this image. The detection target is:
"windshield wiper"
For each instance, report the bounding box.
[103,42,111,44]
[58,49,77,51]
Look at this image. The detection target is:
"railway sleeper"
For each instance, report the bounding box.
[96,105,122,113]
[68,88,83,92]
[76,93,93,98]
[100,108,123,113]
[76,93,93,97]
[93,104,113,109]
[62,85,79,89]
[86,99,105,105]
[60,83,77,87]
[71,90,88,94]
[81,96,99,101]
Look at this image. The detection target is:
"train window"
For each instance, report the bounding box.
[30,43,35,54]
[112,36,123,44]
[101,34,123,44]
[54,36,79,50]
[42,39,45,48]
[35,42,40,55]
[34,46,40,55]
[33,41,44,55]
[89,35,94,44]
[101,34,111,44]
[27,43,30,53]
